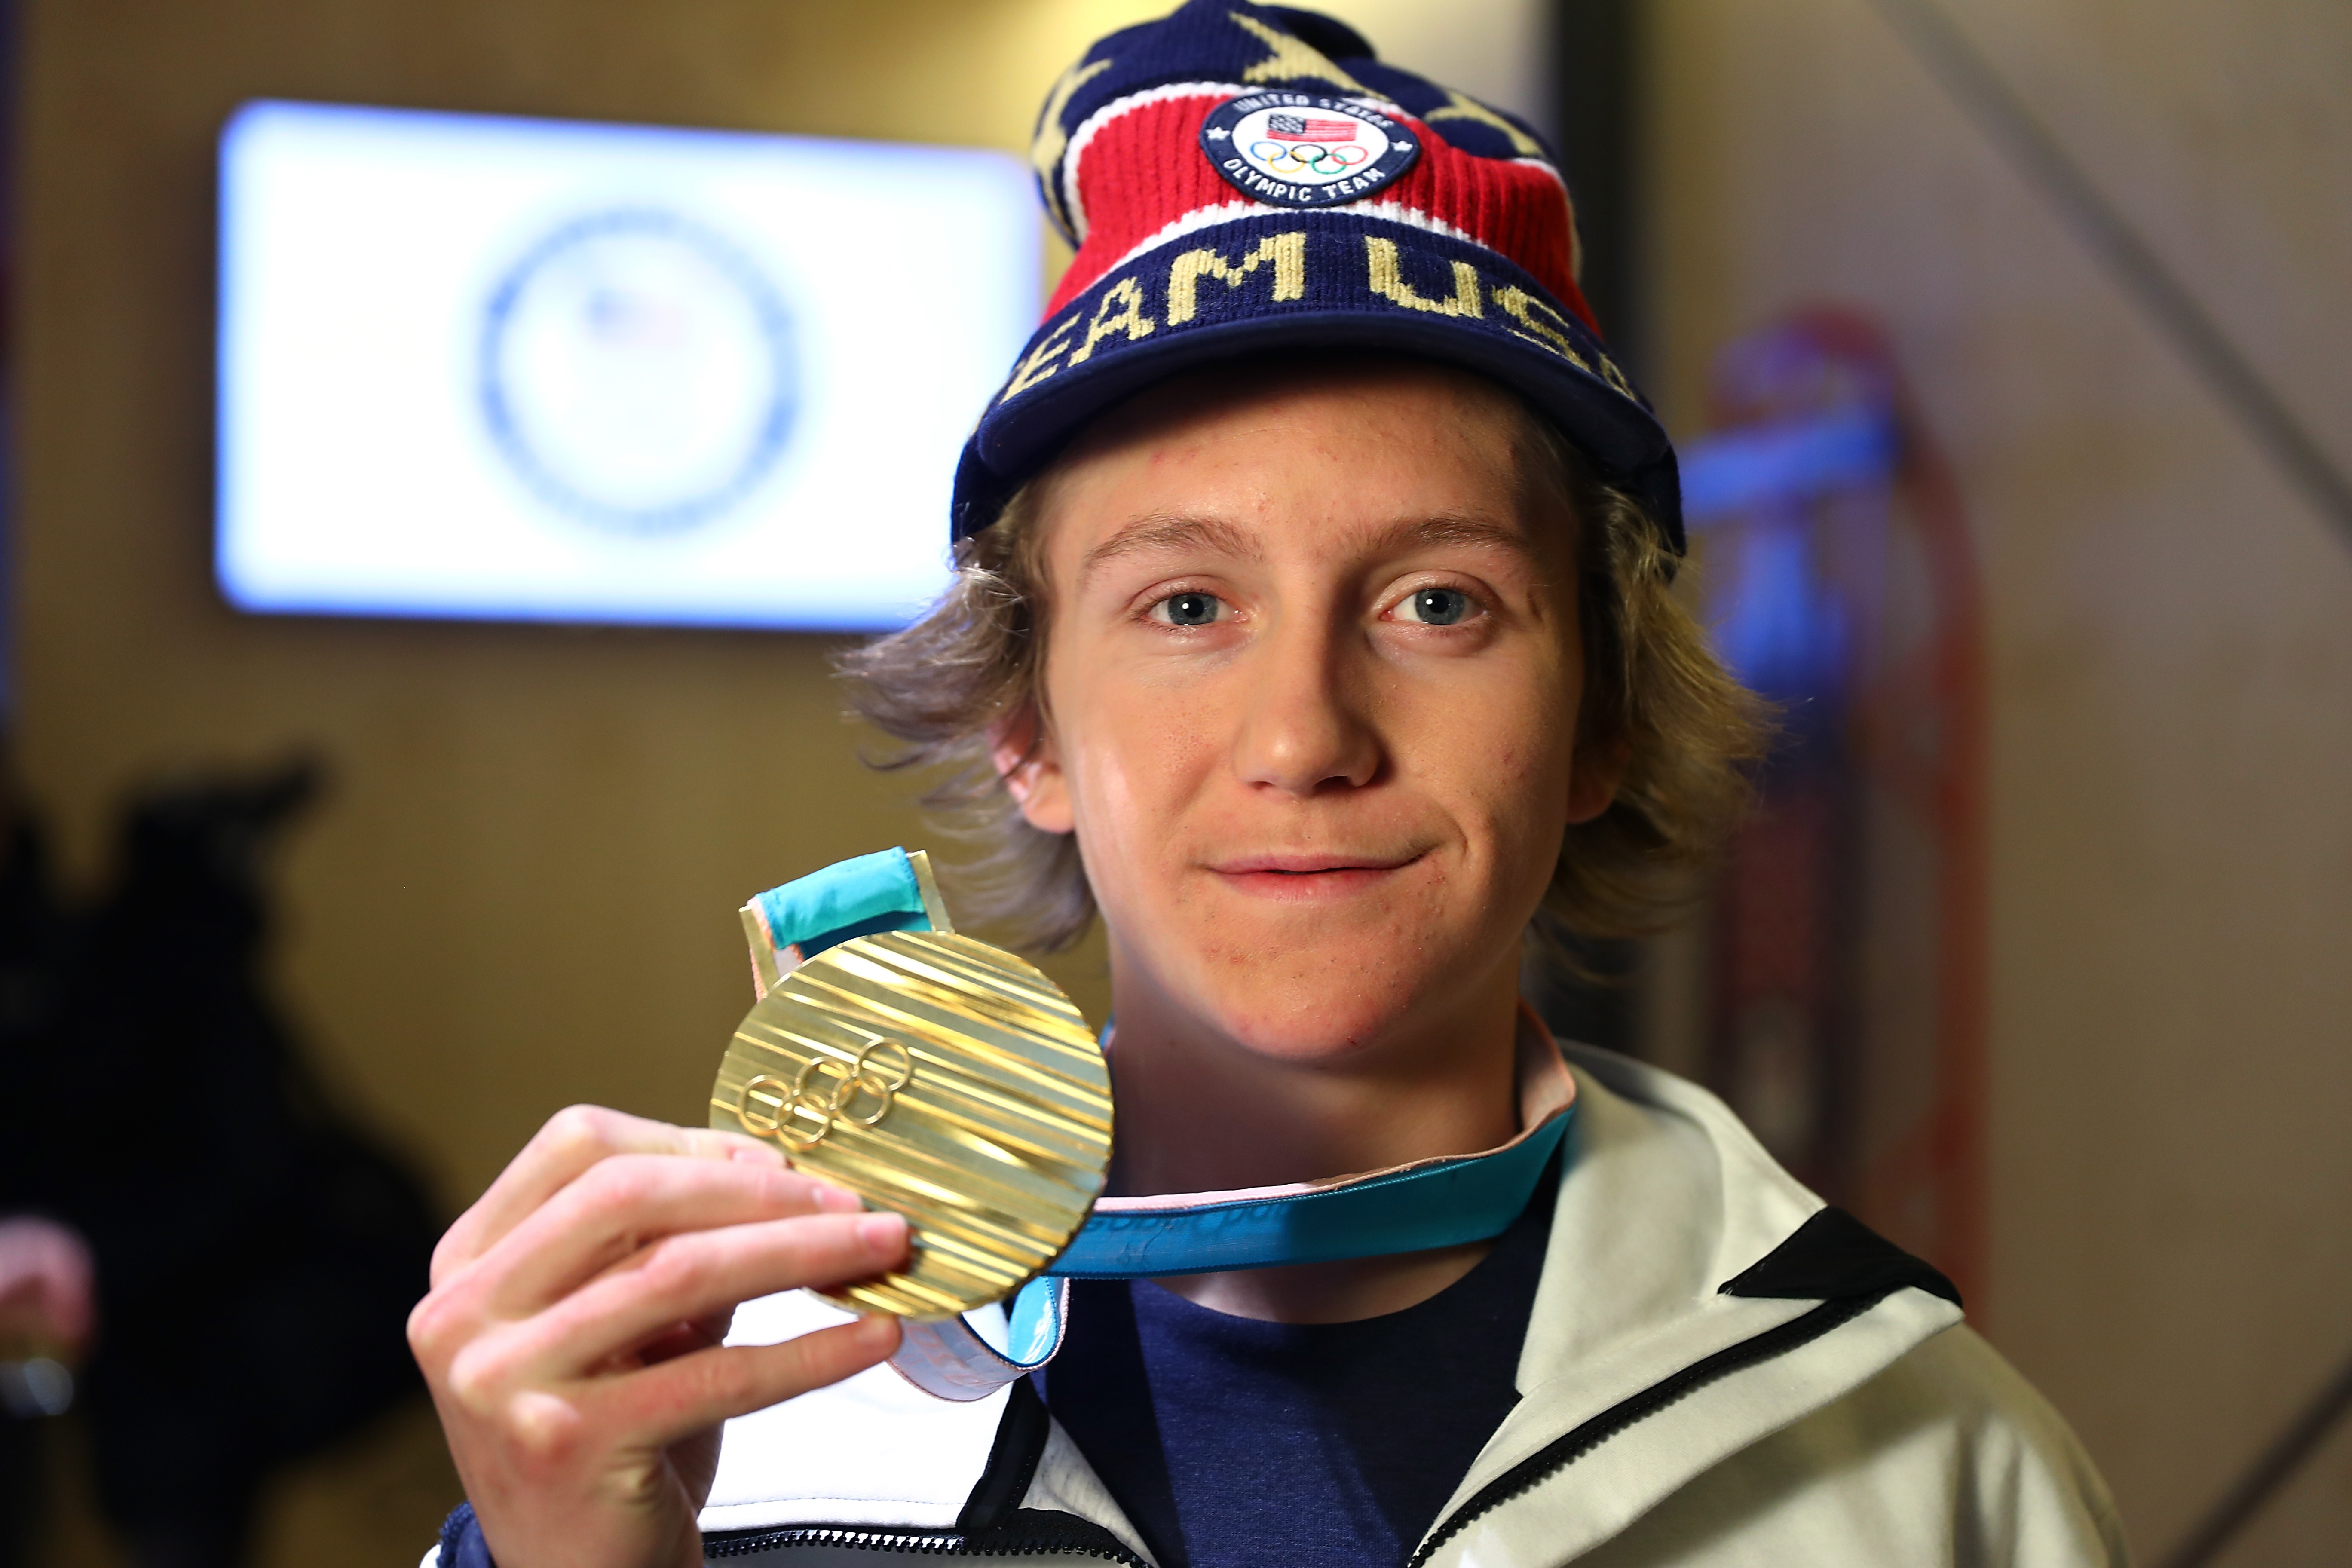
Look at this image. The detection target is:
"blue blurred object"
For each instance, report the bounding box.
[1677,405,1897,701]
[1680,406,1897,523]
[1706,520,1850,702]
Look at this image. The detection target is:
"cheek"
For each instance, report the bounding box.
[1046,654,1220,882]
[1420,651,1581,868]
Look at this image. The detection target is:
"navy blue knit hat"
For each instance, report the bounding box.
[949,0,1680,551]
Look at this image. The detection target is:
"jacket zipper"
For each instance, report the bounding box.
[710,1287,1898,1565]
[1406,1289,1890,1568]
[703,1514,1149,1564]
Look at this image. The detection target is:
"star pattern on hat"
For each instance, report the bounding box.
[1425,89,1545,158]
[1229,10,1371,95]
[954,0,1681,554]
[1031,55,1114,232]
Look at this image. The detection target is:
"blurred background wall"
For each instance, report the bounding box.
[9,0,2346,1564]
[1642,3,2352,1562]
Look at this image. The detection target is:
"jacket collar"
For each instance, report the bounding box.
[1414,1045,1963,1566]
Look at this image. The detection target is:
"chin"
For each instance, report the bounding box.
[1100,858,1524,1062]
[1180,921,1479,1063]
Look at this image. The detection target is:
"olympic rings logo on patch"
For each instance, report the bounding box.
[1200,92,1419,208]
[737,1036,916,1150]
[1247,140,1372,175]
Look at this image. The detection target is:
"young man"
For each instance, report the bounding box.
[411,6,2126,1564]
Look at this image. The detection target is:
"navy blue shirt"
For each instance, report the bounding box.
[1039,1178,1555,1568]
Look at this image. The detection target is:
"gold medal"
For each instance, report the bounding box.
[709,876,1111,1319]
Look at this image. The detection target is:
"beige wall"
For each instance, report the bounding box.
[17,0,2350,1563]
[1648,0,2352,1559]
[15,0,1139,1210]
[14,2,1155,1562]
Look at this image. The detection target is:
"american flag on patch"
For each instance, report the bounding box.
[1265,113,1359,142]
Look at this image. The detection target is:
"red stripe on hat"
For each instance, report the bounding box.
[1379,146,1586,325]
[1053,92,1241,312]
[1050,92,1596,331]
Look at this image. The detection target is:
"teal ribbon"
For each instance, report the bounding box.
[749,850,1569,1280]
[1043,1114,1569,1278]
[748,847,934,959]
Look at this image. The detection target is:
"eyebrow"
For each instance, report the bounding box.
[1078,514,1264,585]
[1380,514,1545,563]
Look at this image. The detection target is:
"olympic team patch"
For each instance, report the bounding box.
[1200,92,1418,208]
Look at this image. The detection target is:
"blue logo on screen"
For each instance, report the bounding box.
[481,210,798,533]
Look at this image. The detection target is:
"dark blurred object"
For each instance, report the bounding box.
[1522,931,1638,1055]
[0,820,69,1211]
[0,756,83,1568]
[1552,0,1648,377]
[1528,0,1651,1053]
[46,758,439,1568]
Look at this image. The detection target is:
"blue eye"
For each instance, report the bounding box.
[1401,588,1472,625]
[1157,592,1222,627]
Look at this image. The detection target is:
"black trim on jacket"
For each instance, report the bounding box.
[1406,1205,1958,1567]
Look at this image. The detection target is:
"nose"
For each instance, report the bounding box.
[1230,610,1382,797]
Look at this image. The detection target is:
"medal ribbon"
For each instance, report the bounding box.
[745,850,1576,1400]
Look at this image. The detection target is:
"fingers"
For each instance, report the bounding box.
[528,1212,908,1376]
[435,1106,789,1282]
[477,1153,862,1315]
[606,1314,903,1452]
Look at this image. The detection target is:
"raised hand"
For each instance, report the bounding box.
[409,1105,907,1568]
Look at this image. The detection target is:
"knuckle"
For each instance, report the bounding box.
[576,1156,658,1214]
[639,1236,715,1301]
[404,1296,441,1361]
[661,1344,734,1410]
[405,1284,470,1363]
[707,1352,769,1412]
[541,1104,619,1160]
[748,1167,800,1210]
[427,1228,468,1289]
[505,1391,588,1469]
[441,1338,519,1416]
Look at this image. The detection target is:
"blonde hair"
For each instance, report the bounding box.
[840,377,1764,954]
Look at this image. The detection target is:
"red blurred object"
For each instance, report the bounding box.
[0,1216,93,1361]
[1687,309,1988,1310]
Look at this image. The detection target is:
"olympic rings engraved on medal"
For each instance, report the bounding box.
[1246,140,1370,176]
[735,1037,916,1149]
[735,1073,792,1138]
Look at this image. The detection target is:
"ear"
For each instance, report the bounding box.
[1565,734,1631,826]
[988,703,1075,835]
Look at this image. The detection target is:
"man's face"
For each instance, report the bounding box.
[1005,360,1616,1066]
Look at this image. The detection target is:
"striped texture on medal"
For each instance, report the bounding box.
[710,930,1112,1319]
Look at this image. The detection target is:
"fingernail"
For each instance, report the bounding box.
[858,1213,907,1250]
[813,1184,865,1213]
[858,1313,900,1345]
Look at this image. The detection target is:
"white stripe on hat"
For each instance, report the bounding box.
[1060,80,1244,247]
[1057,79,1412,245]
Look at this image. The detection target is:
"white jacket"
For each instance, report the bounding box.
[440,1046,2132,1566]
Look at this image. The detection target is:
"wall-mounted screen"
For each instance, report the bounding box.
[217,100,1037,629]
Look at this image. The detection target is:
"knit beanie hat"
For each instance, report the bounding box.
[948,0,1680,550]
